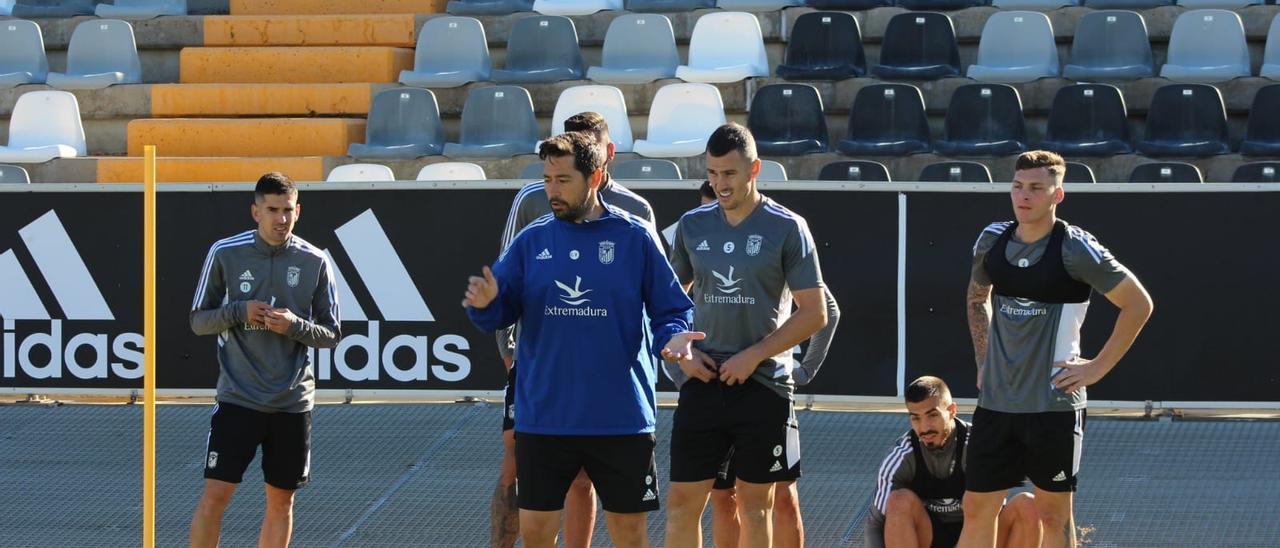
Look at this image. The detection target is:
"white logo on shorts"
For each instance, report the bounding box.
[772,445,783,457]
[769,461,782,472]
[645,475,653,485]
[1053,471,1067,482]
[207,451,219,469]
[643,489,657,501]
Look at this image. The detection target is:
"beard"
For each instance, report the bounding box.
[551,196,592,222]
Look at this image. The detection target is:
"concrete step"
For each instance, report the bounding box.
[150,83,374,116]
[204,14,417,46]
[180,46,414,83]
[231,0,446,15]
[96,156,326,183]
[126,118,366,156]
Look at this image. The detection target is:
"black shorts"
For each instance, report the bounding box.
[515,432,658,513]
[203,401,312,490]
[929,515,962,548]
[966,406,1086,493]
[670,379,801,484]
[501,365,516,432]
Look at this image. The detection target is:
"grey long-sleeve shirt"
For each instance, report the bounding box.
[190,231,341,413]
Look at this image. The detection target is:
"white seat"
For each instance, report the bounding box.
[0,91,86,163]
[967,11,1059,83]
[1160,10,1251,83]
[0,19,49,88]
[46,19,142,90]
[632,83,726,158]
[675,12,769,84]
[0,0,14,16]
[95,0,187,18]
[757,160,787,181]
[533,0,621,15]
[1261,15,1280,80]
[547,85,634,152]
[326,163,396,182]
[416,162,487,181]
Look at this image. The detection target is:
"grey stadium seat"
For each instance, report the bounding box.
[1062,11,1154,81]
[0,164,31,184]
[0,20,49,88]
[1082,0,1171,7]
[1260,14,1280,80]
[967,11,1059,83]
[587,14,678,85]
[443,86,539,158]
[1160,10,1251,83]
[612,159,682,180]
[46,20,142,90]
[399,17,490,88]
[491,15,584,84]
[95,0,187,18]
[348,88,445,159]
[10,0,96,17]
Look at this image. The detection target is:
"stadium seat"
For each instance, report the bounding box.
[1260,15,1280,80]
[1040,84,1132,156]
[612,159,682,180]
[804,0,891,7]
[776,12,866,81]
[587,14,678,85]
[872,13,962,80]
[818,160,892,182]
[716,0,802,11]
[935,84,1028,157]
[1231,162,1280,183]
[46,20,141,90]
[446,0,533,15]
[0,164,31,184]
[918,161,993,183]
[10,0,95,17]
[632,83,726,158]
[1240,84,1280,156]
[1176,0,1260,7]
[0,20,48,88]
[1136,84,1230,157]
[519,162,544,179]
[838,84,931,156]
[399,17,491,88]
[326,163,396,182]
[1064,162,1096,183]
[0,0,10,16]
[675,12,769,84]
[548,85,634,152]
[747,84,829,156]
[992,0,1076,7]
[416,162,487,181]
[1082,0,1170,7]
[897,0,983,9]
[492,16,583,84]
[347,88,445,159]
[1128,162,1202,183]
[535,0,622,15]
[625,0,714,11]
[967,11,1058,83]
[1062,11,1154,81]
[0,91,86,163]
[1160,10,1250,83]
[95,0,187,18]
[443,86,540,158]
[758,160,787,181]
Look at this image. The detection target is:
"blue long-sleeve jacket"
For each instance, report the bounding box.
[468,205,693,435]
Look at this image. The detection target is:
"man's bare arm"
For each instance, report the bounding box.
[966,277,993,387]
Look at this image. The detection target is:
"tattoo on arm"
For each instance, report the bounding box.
[966,279,992,374]
[1063,522,1074,546]
[490,481,518,547]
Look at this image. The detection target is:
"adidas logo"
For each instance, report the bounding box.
[1,210,114,321]
[1053,471,1067,482]
[238,270,254,281]
[642,489,656,502]
[696,240,710,251]
[769,460,783,473]
[536,248,552,260]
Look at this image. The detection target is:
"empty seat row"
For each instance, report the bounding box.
[0,19,141,89]
[326,162,489,182]
[1,0,184,18]
[444,0,1272,14]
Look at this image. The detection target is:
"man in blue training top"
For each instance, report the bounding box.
[464,131,701,548]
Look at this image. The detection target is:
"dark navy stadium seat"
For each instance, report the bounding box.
[1136,84,1230,157]
[1064,162,1096,183]
[935,84,1027,157]
[1128,162,1203,183]
[776,12,865,81]
[818,160,892,182]
[918,161,993,183]
[837,84,931,156]
[1040,84,1131,157]
[872,13,962,81]
[1240,84,1280,156]
[1231,162,1280,182]
[747,84,829,156]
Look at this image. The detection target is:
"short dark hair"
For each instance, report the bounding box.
[905,376,952,404]
[538,131,606,181]
[1015,150,1066,179]
[699,180,715,201]
[255,172,297,200]
[564,112,609,141]
[706,122,757,162]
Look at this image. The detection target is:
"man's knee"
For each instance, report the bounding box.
[963,490,1006,520]
[710,488,737,513]
[264,485,296,515]
[1005,492,1038,524]
[520,510,560,540]
[734,481,775,520]
[198,480,236,513]
[666,482,712,521]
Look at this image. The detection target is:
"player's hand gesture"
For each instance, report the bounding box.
[719,350,760,386]
[677,347,718,383]
[462,266,499,309]
[1052,357,1106,394]
[264,307,297,335]
[662,331,706,362]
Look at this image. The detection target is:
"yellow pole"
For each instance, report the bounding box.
[143,145,157,548]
